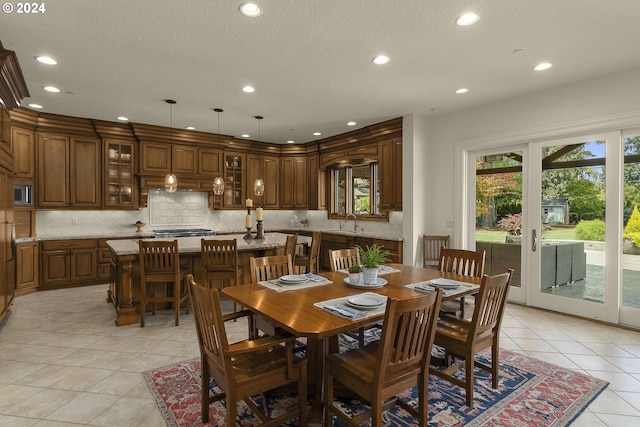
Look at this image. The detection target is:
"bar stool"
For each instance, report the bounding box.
[201,238,240,317]
[294,231,322,273]
[138,239,189,327]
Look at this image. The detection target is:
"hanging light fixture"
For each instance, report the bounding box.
[212,108,225,195]
[253,115,265,196]
[164,99,178,193]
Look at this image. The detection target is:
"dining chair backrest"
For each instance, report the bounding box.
[249,254,293,282]
[423,235,450,268]
[293,231,322,274]
[438,248,485,278]
[329,248,359,272]
[201,239,239,284]
[376,290,442,377]
[283,233,299,258]
[467,269,512,344]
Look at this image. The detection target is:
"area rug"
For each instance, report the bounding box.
[143,349,608,427]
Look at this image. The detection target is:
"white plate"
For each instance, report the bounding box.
[429,278,463,289]
[346,293,386,309]
[343,277,388,289]
[279,274,309,284]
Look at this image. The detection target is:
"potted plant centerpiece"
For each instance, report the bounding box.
[357,244,391,285]
[348,264,362,284]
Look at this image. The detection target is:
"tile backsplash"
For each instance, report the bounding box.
[36,190,403,238]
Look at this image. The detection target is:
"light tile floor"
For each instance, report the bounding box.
[0,284,639,426]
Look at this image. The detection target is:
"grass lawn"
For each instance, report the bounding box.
[476,227,577,242]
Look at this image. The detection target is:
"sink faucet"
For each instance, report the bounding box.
[345,213,358,232]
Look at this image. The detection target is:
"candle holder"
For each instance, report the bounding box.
[243,227,253,240]
[254,220,265,239]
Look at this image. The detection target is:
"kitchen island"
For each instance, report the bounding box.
[106,232,309,326]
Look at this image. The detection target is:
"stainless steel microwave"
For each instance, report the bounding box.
[14,184,32,205]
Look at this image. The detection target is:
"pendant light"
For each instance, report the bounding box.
[253,115,265,196]
[164,99,178,193]
[212,108,225,195]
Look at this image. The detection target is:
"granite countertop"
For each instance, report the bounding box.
[106,232,311,256]
[283,226,403,241]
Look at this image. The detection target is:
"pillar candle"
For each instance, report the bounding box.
[246,198,253,207]
[245,214,252,228]
[256,207,263,220]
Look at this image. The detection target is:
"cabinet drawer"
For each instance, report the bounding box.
[42,239,98,251]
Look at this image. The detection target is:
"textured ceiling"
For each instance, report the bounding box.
[1,0,640,144]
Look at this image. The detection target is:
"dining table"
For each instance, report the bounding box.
[222,263,481,424]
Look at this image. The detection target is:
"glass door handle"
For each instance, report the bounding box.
[532,229,537,252]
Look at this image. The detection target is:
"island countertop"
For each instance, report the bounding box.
[106,232,310,256]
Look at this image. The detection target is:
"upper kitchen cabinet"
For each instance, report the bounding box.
[172,144,198,175]
[12,127,34,178]
[247,154,279,209]
[223,153,245,208]
[36,134,101,209]
[379,137,402,211]
[280,156,308,209]
[0,103,11,164]
[140,141,171,174]
[104,140,136,209]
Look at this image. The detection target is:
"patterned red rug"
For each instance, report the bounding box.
[143,350,607,427]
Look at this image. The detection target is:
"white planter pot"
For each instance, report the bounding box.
[362,267,379,285]
[349,272,361,284]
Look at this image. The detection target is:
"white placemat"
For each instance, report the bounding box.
[258,278,332,292]
[405,281,479,297]
[314,293,387,319]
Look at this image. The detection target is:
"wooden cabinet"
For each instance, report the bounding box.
[140,142,171,174]
[320,232,403,271]
[307,154,326,210]
[247,154,279,208]
[172,144,198,175]
[16,241,38,295]
[379,138,402,211]
[223,153,245,208]
[280,157,308,209]
[104,140,136,209]
[40,239,99,290]
[199,147,223,176]
[0,104,11,164]
[12,127,34,178]
[37,134,101,208]
[0,167,15,322]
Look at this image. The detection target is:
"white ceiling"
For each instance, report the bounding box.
[2,0,640,144]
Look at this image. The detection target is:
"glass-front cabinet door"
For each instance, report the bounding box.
[223,153,245,208]
[104,140,136,209]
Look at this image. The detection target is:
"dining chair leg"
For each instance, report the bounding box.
[465,355,474,407]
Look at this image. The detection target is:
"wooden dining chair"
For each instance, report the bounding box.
[423,235,450,269]
[283,233,299,259]
[324,289,443,427]
[437,247,486,318]
[187,274,308,426]
[249,254,293,282]
[201,238,239,316]
[429,269,513,407]
[329,248,360,272]
[294,231,322,274]
[138,239,189,327]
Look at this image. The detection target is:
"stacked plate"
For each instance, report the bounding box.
[345,293,386,310]
[428,278,463,289]
[278,274,309,285]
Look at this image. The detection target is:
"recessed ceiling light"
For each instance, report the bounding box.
[117,116,129,121]
[239,3,262,17]
[186,126,195,130]
[36,56,57,65]
[372,55,390,65]
[455,88,469,94]
[242,86,255,93]
[456,12,480,26]
[347,121,356,126]
[313,132,321,136]
[241,134,250,138]
[43,86,60,93]
[28,103,43,109]
[534,62,553,71]
[287,140,295,144]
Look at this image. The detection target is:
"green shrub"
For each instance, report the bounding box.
[624,206,640,246]
[575,220,605,241]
